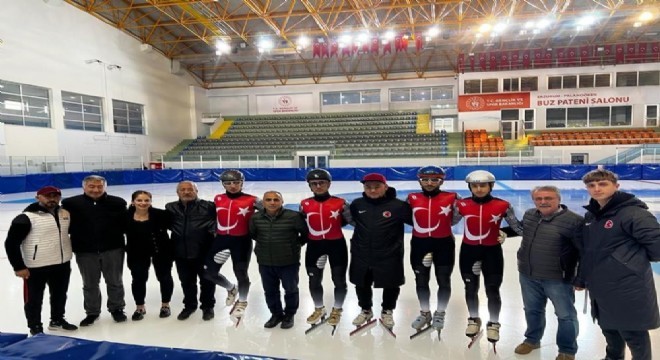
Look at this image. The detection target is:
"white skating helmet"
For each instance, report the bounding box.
[465,170,496,184]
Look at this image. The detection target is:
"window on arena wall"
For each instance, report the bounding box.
[616,72,637,87]
[62,91,103,132]
[390,86,453,102]
[322,90,380,105]
[431,86,453,100]
[562,76,577,89]
[503,78,519,92]
[639,71,660,86]
[594,74,611,87]
[546,105,632,128]
[646,105,659,127]
[520,77,538,91]
[524,109,536,130]
[0,79,51,128]
[112,100,144,134]
[481,79,498,93]
[548,76,562,90]
[464,80,481,94]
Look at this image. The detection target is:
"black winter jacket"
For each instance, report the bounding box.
[62,193,127,253]
[576,191,660,330]
[518,205,582,281]
[125,207,173,260]
[249,208,307,267]
[165,199,216,260]
[349,187,412,288]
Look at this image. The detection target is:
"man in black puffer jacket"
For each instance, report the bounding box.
[515,186,583,360]
[165,181,217,321]
[349,173,412,331]
[62,175,128,327]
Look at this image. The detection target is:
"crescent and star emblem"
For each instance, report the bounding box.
[412,207,440,233]
[463,214,490,241]
[216,206,238,231]
[306,212,331,236]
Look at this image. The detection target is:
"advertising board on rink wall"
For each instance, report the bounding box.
[458,92,530,112]
[256,93,314,114]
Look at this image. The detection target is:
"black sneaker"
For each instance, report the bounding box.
[202,308,215,321]
[29,325,44,336]
[280,314,294,329]
[264,314,283,328]
[48,319,78,331]
[131,309,146,321]
[177,308,196,321]
[79,314,99,327]
[111,310,127,323]
[159,306,171,318]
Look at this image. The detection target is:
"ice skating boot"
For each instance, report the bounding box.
[225,285,237,306]
[306,306,327,324]
[230,300,247,318]
[352,309,373,326]
[432,310,446,331]
[466,317,482,337]
[486,322,500,343]
[411,311,431,330]
[327,307,342,326]
[380,310,396,338]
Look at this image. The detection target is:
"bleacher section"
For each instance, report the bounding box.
[179,112,444,159]
[529,129,659,146]
[464,129,505,157]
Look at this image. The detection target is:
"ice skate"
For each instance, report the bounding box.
[432,310,446,340]
[466,317,483,349]
[349,309,376,336]
[379,310,396,338]
[327,307,342,336]
[304,307,328,335]
[486,321,501,353]
[409,311,433,340]
[225,285,237,306]
[229,300,247,327]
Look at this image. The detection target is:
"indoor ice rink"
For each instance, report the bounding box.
[1,178,658,360]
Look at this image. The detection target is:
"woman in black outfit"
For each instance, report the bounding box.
[126,190,174,320]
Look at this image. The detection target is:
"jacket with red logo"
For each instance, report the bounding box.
[407,191,457,238]
[299,196,350,241]
[455,197,522,246]
[213,193,258,236]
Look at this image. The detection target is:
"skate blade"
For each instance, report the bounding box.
[409,325,433,340]
[349,318,377,336]
[304,317,328,335]
[467,329,484,349]
[378,319,396,338]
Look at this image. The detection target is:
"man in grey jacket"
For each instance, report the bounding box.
[515,186,582,360]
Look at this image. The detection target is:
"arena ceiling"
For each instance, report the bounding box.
[64,0,659,88]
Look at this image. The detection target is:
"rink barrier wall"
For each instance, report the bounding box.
[0,164,658,195]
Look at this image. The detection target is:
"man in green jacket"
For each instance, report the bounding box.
[249,191,307,330]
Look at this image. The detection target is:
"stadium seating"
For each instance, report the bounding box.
[464,129,506,157]
[528,129,659,146]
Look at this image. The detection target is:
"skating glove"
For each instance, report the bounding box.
[497,230,506,244]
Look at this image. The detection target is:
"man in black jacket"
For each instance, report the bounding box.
[349,173,412,331]
[514,186,582,360]
[61,175,128,326]
[165,181,217,321]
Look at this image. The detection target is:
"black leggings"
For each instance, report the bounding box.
[459,243,503,322]
[204,235,252,301]
[127,254,174,305]
[410,236,455,312]
[305,240,348,309]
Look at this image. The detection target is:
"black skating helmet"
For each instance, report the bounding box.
[417,166,446,179]
[306,168,332,182]
[220,169,244,182]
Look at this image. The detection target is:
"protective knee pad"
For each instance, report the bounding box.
[316,254,328,269]
[213,249,231,265]
[422,252,433,267]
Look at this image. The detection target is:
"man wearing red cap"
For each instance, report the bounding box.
[5,186,78,335]
[349,172,412,332]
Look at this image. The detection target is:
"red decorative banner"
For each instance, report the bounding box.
[458,92,531,112]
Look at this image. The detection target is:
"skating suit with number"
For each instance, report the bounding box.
[300,194,350,308]
[204,192,258,296]
[456,195,522,321]
[407,190,458,311]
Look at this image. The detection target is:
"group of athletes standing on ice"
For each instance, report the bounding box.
[212,166,520,345]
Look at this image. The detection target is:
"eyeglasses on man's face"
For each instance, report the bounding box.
[420,178,442,183]
[222,181,242,186]
[308,181,329,187]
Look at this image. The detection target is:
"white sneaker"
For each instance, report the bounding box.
[432,310,446,330]
[380,310,395,329]
[306,306,327,324]
[225,285,237,306]
[466,317,482,337]
[231,301,247,317]
[352,309,373,326]
[486,321,501,342]
[411,311,431,330]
